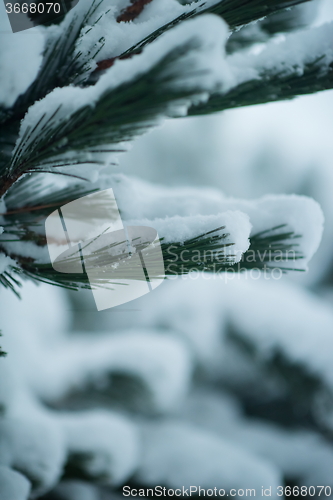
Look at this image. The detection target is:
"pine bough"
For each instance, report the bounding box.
[0,0,330,292]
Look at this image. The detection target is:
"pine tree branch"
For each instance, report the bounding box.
[3,28,223,188]
[4,175,98,217]
[189,50,333,116]
[0,123,20,175]
[200,0,314,29]
[227,327,333,436]
[226,225,304,273]
[1,224,304,294]
[105,0,314,65]
[226,2,318,54]
[0,0,108,127]
[0,177,98,249]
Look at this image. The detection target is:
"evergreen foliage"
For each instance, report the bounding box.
[0,0,330,292]
[1,2,333,497]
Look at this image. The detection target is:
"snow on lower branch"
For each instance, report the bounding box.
[112,175,324,271]
[228,22,333,85]
[127,211,251,265]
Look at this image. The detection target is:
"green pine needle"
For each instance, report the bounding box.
[1,0,106,126]
[189,57,333,116]
[227,225,304,273]
[6,39,209,180]
[119,0,314,59]
[1,224,304,295]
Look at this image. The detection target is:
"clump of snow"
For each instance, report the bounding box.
[127,210,251,263]
[106,173,227,219]
[92,13,234,99]
[216,194,324,270]
[0,26,44,107]
[32,331,193,413]
[75,3,333,104]
[0,465,31,500]
[135,420,281,494]
[1,240,50,264]
[0,283,143,494]
[132,275,333,399]
[0,417,66,495]
[58,410,139,485]
[75,0,222,65]
[228,21,333,85]
[75,0,184,64]
[15,14,233,169]
[180,390,333,486]
[0,282,193,413]
[225,277,333,391]
[112,175,324,270]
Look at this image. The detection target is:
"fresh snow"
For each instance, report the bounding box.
[14,14,233,169]
[112,175,324,270]
[127,211,251,263]
[32,331,193,412]
[58,410,139,485]
[73,0,222,66]
[1,1,332,496]
[180,390,333,486]
[135,420,281,495]
[0,417,66,496]
[228,21,333,87]
[0,283,142,493]
[129,276,333,402]
[1,259,333,495]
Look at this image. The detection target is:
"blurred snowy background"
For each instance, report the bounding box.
[1,1,333,499]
